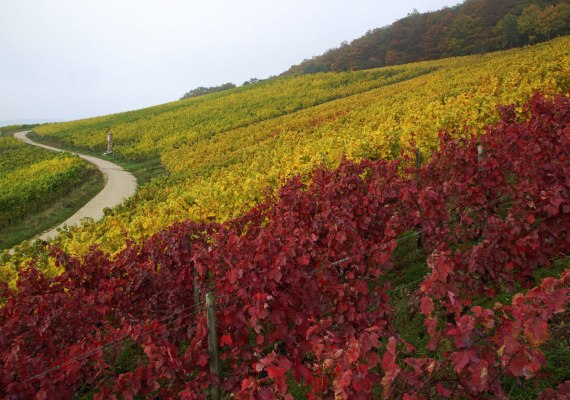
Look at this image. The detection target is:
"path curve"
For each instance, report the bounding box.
[14,130,137,241]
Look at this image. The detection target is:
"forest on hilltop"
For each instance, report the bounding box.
[284,0,570,75]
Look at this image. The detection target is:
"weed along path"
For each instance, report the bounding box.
[14,130,137,241]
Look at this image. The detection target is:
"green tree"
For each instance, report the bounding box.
[302,60,329,74]
[444,14,485,56]
[180,83,236,99]
[518,4,542,43]
[499,13,521,48]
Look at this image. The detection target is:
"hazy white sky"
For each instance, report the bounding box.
[0,0,458,123]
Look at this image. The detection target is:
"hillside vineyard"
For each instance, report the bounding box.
[24,37,570,260]
[1,93,568,398]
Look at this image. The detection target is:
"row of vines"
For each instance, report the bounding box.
[1,94,568,398]
[0,136,92,228]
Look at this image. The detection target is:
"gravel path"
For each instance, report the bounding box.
[13,130,137,241]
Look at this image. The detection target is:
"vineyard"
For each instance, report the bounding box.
[33,65,434,161]
[0,136,93,234]
[1,94,568,399]
[22,37,570,260]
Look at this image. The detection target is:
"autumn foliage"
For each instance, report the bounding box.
[26,37,569,258]
[285,0,570,74]
[1,93,569,398]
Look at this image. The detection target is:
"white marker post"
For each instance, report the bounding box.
[107,131,113,154]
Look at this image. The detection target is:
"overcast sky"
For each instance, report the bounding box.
[0,0,459,123]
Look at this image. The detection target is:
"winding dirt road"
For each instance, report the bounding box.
[14,131,137,241]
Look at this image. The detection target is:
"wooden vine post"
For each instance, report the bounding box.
[415,148,422,180]
[186,239,201,313]
[193,269,200,313]
[416,148,423,249]
[206,293,220,400]
[477,143,485,238]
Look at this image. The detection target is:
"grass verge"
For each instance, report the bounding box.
[0,168,104,250]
